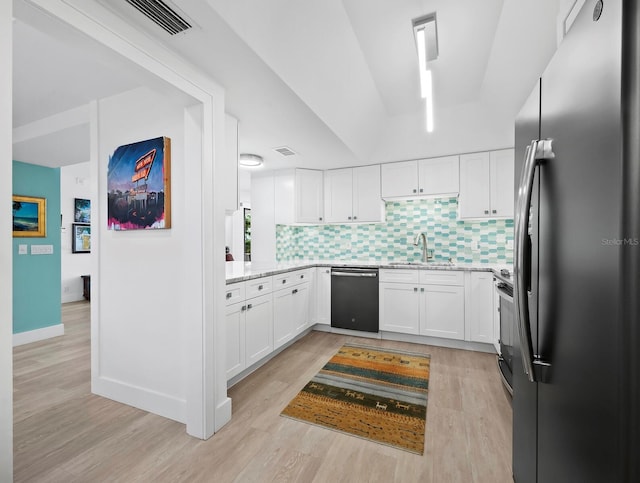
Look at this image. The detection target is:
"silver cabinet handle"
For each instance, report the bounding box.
[492,209,497,214]
[484,209,489,214]
[247,303,252,310]
[353,216,357,220]
[282,279,286,284]
[325,269,330,273]
[292,289,298,295]
[514,139,555,383]
[419,188,423,193]
[241,305,246,312]
[258,285,263,290]
[412,188,417,193]
[300,274,304,279]
[421,287,424,292]
[348,216,352,220]
[226,292,232,299]
[414,287,418,292]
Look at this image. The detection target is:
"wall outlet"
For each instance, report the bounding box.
[471,240,480,252]
[63,286,70,293]
[18,244,27,255]
[506,239,514,249]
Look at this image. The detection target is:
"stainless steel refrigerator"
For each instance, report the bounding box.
[513,1,640,481]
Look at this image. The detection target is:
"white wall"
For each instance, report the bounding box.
[0,1,12,479]
[93,86,199,423]
[60,162,92,303]
[373,99,515,164]
[250,172,276,263]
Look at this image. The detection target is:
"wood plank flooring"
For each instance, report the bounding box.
[14,301,513,482]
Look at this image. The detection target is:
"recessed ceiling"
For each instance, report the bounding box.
[12,0,565,170]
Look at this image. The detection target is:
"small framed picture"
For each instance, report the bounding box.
[74,198,91,223]
[72,224,91,253]
[13,195,46,237]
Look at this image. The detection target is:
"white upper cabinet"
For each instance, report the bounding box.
[324,168,353,223]
[324,165,383,223]
[459,152,491,219]
[459,149,514,219]
[489,149,515,218]
[418,156,460,196]
[381,156,459,199]
[274,168,324,224]
[381,160,418,198]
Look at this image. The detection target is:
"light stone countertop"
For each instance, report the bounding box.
[225,260,513,284]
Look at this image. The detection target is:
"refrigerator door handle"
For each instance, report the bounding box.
[514,140,541,382]
[514,139,556,383]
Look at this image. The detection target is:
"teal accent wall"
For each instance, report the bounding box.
[13,161,61,334]
[276,197,513,264]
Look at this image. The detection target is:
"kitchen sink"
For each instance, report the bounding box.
[389,261,456,267]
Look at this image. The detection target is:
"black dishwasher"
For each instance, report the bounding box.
[330,267,379,332]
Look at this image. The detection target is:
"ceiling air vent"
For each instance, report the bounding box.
[273,146,297,157]
[124,0,192,35]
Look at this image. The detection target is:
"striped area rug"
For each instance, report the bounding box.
[280,343,430,454]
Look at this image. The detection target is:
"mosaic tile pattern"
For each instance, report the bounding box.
[276,198,513,264]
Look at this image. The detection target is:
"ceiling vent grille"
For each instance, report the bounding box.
[124,0,192,35]
[273,146,297,157]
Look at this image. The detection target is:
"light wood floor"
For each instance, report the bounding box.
[14,301,513,482]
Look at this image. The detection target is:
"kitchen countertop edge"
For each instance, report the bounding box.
[226,261,513,284]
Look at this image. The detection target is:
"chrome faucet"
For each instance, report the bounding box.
[413,232,433,262]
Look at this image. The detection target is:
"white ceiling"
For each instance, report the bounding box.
[12,0,565,170]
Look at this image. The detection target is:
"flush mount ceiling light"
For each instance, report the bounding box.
[413,13,438,133]
[239,153,264,168]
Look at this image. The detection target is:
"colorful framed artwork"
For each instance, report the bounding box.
[12,195,46,237]
[74,198,91,223]
[72,224,91,253]
[107,136,171,230]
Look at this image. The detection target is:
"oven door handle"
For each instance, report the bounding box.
[497,288,513,304]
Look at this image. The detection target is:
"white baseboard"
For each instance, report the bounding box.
[311,325,496,354]
[62,293,85,304]
[92,375,187,424]
[214,397,232,433]
[13,324,64,347]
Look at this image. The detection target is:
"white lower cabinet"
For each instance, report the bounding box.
[273,269,311,350]
[245,293,273,367]
[292,283,310,335]
[379,282,420,334]
[225,277,273,381]
[273,287,294,350]
[420,284,465,340]
[316,268,331,325]
[225,301,246,380]
[379,269,465,340]
[466,271,495,344]
[273,283,310,349]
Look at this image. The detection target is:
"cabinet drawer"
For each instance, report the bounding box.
[419,270,464,286]
[274,269,312,288]
[225,282,245,305]
[246,276,273,299]
[379,269,419,284]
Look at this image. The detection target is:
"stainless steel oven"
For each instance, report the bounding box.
[496,278,514,395]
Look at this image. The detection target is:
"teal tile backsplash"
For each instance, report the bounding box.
[276,197,513,264]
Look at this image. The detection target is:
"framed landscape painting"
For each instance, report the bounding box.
[74,198,91,223]
[72,224,91,253]
[12,195,46,237]
[107,136,172,231]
